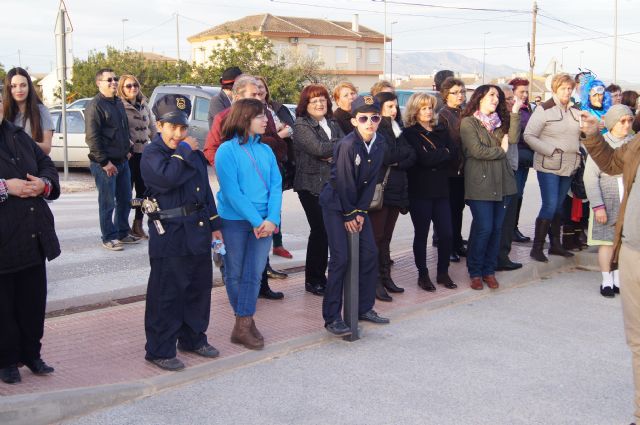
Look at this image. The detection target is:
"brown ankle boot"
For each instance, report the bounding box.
[250,317,264,342]
[131,218,148,239]
[231,316,264,350]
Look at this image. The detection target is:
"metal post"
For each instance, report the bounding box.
[343,231,360,342]
[121,18,128,51]
[390,21,397,82]
[60,9,68,181]
[613,0,618,83]
[383,0,386,79]
[482,32,490,84]
[529,1,537,98]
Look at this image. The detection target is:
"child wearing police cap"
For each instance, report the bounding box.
[318,95,390,336]
[140,94,223,371]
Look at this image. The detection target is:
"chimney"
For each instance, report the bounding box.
[352,14,359,32]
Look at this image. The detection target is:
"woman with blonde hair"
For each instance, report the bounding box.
[117,74,156,238]
[403,92,457,292]
[524,73,582,262]
[332,81,357,135]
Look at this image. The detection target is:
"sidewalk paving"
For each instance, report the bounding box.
[0,242,598,425]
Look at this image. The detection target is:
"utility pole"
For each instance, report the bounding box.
[529,1,538,97]
[482,32,490,84]
[390,21,397,82]
[175,12,181,81]
[613,0,618,83]
[383,0,387,79]
[121,18,128,51]
[17,49,21,67]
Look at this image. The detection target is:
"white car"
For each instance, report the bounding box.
[49,108,90,168]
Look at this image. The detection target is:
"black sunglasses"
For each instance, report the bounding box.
[124,83,139,89]
[101,77,119,83]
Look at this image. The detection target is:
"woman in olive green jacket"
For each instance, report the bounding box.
[460,85,521,290]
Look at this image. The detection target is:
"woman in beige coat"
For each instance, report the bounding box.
[524,73,582,262]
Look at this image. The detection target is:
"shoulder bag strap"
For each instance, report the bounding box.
[239,144,269,192]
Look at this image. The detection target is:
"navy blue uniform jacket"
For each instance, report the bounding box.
[319,130,386,222]
[141,134,221,258]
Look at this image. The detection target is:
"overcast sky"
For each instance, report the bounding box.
[2,0,638,84]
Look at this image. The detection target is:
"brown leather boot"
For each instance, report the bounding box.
[250,317,264,342]
[482,275,500,289]
[530,217,551,262]
[131,218,148,239]
[231,316,264,350]
[470,277,483,290]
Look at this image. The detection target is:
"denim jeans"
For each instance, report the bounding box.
[536,171,573,220]
[467,197,510,278]
[89,161,132,242]
[221,219,272,317]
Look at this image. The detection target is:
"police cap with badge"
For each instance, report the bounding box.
[152,94,192,125]
[350,95,381,117]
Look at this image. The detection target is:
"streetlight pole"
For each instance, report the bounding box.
[613,0,618,83]
[579,50,584,69]
[383,0,387,79]
[390,21,397,82]
[482,32,490,84]
[121,18,128,51]
[561,46,567,71]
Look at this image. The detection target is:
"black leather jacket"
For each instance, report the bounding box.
[0,120,60,274]
[84,93,130,166]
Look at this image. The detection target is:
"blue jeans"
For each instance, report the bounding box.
[536,171,573,220]
[89,161,132,242]
[221,219,272,317]
[467,198,510,278]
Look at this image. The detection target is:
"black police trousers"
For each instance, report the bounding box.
[321,209,377,325]
[145,253,213,359]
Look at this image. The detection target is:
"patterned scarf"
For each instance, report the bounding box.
[473,110,502,133]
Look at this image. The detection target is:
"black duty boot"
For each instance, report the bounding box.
[549,215,574,257]
[380,253,404,293]
[530,217,551,262]
[1,365,21,384]
[376,280,393,302]
[259,280,284,300]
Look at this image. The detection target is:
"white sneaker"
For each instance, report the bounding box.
[103,240,124,251]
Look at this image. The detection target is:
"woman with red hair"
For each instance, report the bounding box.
[292,85,344,296]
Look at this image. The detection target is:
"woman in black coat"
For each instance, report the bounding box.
[369,92,415,301]
[0,118,61,384]
[292,84,344,296]
[403,93,457,292]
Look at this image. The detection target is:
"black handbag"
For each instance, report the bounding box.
[369,167,391,211]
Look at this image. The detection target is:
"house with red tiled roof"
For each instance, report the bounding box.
[187,13,385,90]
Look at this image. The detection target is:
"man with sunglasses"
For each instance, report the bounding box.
[85,68,139,251]
[319,95,390,336]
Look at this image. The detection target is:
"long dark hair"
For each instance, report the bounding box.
[2,67,45,142]
[221,98,265,144]
[462,84,510,133]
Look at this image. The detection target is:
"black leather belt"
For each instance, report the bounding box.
[148,203,203,220]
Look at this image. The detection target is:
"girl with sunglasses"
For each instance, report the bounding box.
[117,74,157,239]
[403,92,457,293]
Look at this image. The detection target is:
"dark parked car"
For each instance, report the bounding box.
[149,84,221,150]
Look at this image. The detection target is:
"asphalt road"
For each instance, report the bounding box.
[64,270,634,425]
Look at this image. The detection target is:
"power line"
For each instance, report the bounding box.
[381,0,529,13]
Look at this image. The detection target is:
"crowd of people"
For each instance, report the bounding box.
[3,62,640,424]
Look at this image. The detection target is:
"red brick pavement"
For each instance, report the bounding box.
[0,241,536,397]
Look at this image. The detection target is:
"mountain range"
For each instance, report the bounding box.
[388,51,525,79]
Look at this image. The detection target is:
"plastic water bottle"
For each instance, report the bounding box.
[212,239,226,267]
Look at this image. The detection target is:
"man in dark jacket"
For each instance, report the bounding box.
[0,119,60,384]
[207,66,242,129]
[85,68,138,251]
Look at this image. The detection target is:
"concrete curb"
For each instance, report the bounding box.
[45,257,307,314]
[1,252,597,425]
